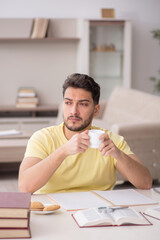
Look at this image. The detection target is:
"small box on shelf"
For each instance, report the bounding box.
[101,9,115,18]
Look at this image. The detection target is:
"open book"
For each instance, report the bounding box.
[144,206,160,220]
[72,207,151,227]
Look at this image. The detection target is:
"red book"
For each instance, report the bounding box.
[0,192,31,219]
[0,192,31,238]
[0,227,31,239]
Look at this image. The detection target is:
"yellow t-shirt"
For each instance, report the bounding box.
[24,123,133,193]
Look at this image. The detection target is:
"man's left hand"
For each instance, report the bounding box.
[99,133,121,159]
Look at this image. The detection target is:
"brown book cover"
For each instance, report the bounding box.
[17,97,39,104]
[0,213,30,228]
[16,102,37,108]
[0,227,31,239]
[0,192,31,219]
[18,87,36,98]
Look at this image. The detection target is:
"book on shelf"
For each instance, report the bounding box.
[0,192,31,219]
[16,87,39,108]
[17,97,39,104]
[0,228,31,239]
[31,18,49,39]
[16,102,38,108]
[144,206,160,220]
[72,207,151,228]
[17,87,36,98]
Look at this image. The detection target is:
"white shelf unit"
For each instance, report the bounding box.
[88,20,132,99]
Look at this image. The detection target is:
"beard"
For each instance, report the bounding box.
[63,112,94,132]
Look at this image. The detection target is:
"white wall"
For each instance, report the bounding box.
[0,0,160,97]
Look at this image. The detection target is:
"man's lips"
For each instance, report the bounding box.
[68,116,82,121]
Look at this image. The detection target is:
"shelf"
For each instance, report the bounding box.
[90,50,123,53]
[0,37,81,42]
[90,20,125,27]
[0,105,58,118]
[0,105,58,112]
[0,18,81,42]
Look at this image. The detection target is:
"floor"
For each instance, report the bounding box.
[0,171,19,192]
[0,163,20,192]
[0,169,160,192]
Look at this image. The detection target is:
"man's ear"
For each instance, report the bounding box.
[93,104,100,118]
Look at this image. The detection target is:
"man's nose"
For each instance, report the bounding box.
[71,104,79,115]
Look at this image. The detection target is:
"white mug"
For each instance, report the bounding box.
[88,129,105,149]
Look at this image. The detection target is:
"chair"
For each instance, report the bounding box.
[93,87,160,181]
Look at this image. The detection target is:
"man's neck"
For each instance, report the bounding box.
[63,124,91,140]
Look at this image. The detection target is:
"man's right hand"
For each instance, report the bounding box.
[63,130,90,156]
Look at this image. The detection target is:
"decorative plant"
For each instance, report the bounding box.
[151,29,160,43]
[150,29,160,92]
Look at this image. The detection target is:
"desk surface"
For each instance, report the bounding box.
[27,189,160,240]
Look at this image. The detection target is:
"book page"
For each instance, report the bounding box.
[110,208,145,225]
[48,192,110,210]
[73,208,113,227]
[94,189,157,206]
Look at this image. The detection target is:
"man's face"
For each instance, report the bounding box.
[63,87,99,132]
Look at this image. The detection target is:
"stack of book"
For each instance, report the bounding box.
[31,18,49,39]
[16,87,39,108]
[0,192,31,239]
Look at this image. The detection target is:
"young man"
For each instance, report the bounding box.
[18,73,152,194]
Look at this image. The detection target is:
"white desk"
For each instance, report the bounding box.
[27,189,160,240]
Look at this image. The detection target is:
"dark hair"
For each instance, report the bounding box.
[62,73,100,104]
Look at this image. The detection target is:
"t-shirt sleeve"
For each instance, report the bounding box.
[24,129,53,159]
[117,136,133,155]
[108,131,134,166]
[108,131,133,154]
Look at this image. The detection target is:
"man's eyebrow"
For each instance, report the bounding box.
[64,98,90,102]
[64,98,72,101]
[78,99,90,102]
